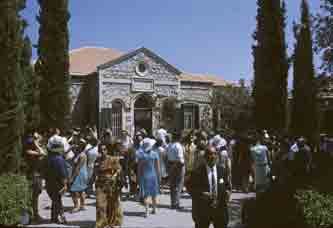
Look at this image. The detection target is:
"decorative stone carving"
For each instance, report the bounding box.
[101,83,131,109]
[180,88,211,103]
[156,85,179,97]
[101,51,178,82]
[70,83,82,111]
[200,104,212,130]
[132,78,154,92]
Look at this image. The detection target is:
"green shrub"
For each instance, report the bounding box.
[296,189,333,228]
[0,174,32,225]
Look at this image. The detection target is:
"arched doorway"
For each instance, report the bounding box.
[134,94,153,136]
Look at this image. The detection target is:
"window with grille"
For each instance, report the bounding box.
[183,104,198,130]
[111,101,122,137]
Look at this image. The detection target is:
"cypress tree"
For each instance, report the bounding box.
[0,0,26,174]
[252,0,289,131]
[36,0,71,131]
[291,0,317,142]
[22,36,40,134]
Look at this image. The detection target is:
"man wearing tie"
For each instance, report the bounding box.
[190,146,231,228]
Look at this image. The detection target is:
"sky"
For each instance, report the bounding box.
[22,0,322,85]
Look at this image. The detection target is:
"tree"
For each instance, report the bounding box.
[252,0,289,132]
[291,0,318,142]
[0,0,26,174]
[36,0,71,131]
[212,81,254,132]
[22,36,40,134]
[314,0,333,75]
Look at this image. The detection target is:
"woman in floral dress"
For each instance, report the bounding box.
[95,144,124,228]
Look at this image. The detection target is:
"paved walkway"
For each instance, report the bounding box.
[26,189,255,228]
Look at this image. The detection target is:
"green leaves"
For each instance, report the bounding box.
[212,84,253,131]
[37,0,70,130]
[252,0,289,131]
[296,189,333,228]
[0,174,32,225]
[314,0,333,74]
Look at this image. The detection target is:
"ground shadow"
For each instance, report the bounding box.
[67,220,96,228]
[177,207,192,213]
[156,203,172,209]
[85,201,96,207]
[181,194,192,199]
[123,211,146,217]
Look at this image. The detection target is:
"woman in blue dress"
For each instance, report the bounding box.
[69,139,88,213]
[137,138,161,217]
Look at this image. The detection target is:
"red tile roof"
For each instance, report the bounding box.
[69,47,231,86]
[180,72,230,86]
[69,47,123,75]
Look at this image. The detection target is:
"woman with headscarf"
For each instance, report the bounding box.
[44,135,68,224]
[137,138,161,217]
[95,144,123,228]
[69,139,88,213]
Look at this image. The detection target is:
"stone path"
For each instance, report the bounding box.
[26,189,255,228]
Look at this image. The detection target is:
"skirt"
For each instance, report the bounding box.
[70,166,88,192]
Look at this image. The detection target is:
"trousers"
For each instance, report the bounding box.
[169,163,185,207]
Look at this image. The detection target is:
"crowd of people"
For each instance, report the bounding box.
[23,125,333,228]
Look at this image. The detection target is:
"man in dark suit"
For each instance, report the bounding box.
[190,146,231,228]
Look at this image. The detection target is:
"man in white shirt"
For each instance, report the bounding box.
[85,137,99,197]
[167,131,185,209]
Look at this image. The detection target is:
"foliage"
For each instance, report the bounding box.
[290,0,318,143]
[22,36,40,134]
[252,0,289,131]
[0,0,26,174]
[36,0,71,131]
[0,174,32,225]
[314,0,333,75]
[296,189,333,228]
[212,82,254,132]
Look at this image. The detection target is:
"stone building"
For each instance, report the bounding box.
[69,46,229,137]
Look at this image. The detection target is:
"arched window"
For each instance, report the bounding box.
[111,101,123,137]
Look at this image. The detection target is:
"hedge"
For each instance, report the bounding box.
[296,189,333,228]
[0,174,31,225]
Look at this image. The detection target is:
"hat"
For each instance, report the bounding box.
[48,135,65,154]
[142,138,156,152]
[212,135,227,149]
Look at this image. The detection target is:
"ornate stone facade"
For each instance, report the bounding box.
[69,47,224,136]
